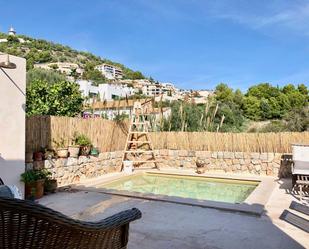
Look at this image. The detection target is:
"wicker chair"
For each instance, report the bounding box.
[0,197,142,249]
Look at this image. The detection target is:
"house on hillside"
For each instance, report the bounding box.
[77,80,134,102]
[83,98,171,121]
[95,64,123,80]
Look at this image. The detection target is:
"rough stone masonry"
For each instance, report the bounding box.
[26,150,292,187]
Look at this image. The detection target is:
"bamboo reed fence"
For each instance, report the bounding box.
[150,132,309,153]
[26,116,309,154]
[26,116,128,153]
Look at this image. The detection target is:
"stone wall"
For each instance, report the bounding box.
[154,150,292,177]
[26,151,123,187]
[26,150,292,187]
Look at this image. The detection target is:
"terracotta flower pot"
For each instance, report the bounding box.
[33,151,44,161]
[44,179,57,193]
[80,146,91,156]
[68,146,80,158]
[56,148,68,158]
[25,179,45,199]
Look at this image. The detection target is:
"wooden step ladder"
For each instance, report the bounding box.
[121,101,158,170]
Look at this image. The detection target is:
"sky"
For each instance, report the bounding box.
[1,0,309,91]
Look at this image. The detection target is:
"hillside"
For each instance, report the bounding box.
[0,32,145,80]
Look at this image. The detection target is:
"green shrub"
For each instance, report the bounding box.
[74,134,92,146]
[21,169,51,183]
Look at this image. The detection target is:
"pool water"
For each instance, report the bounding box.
[101,173,258,204]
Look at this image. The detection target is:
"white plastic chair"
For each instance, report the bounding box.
[292,143,309,201]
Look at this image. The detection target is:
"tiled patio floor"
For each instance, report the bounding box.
[39,178,308,249]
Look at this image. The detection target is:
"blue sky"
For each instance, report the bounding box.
[1,0,309,90]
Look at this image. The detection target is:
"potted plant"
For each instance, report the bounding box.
[21,169,51,199]
[53,138,68,158]
[44,147,56,160]
[33,151,44,161]
[90,146,99,156]
[68,132,80,158]
[44,178,57,194]
[75,134,92,156]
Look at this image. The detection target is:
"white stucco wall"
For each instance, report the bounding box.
[98,84,133,100]
[0,54,26,196]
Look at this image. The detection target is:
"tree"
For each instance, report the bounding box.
[215,102,245,132]
[123,70,145,80]
[260,98,271,119]
[26,80,84,116]
[233,89,244,108]
[82,63,107,85]
[284,107,309,131]
[70,68,80,80]
[243,96,261,120]
[243,82,307,120]
[27,68,67,85]
[247,83,280,99]
[36,51,52,63]
[7,35,19,43]
[215,83,234,103]
[286,91,306,109]
[298,84,308,96]
[282,84,296,94]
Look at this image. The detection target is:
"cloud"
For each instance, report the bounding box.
[205,1,309,36]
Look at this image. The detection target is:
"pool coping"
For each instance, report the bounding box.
[71,170,276,216]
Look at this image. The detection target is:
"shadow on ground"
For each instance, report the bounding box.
[39,179,308,249]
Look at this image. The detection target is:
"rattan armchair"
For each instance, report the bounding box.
[0,197,141,249]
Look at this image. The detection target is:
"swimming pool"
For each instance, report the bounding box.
[100,173,259,204]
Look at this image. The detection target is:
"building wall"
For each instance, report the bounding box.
[93,108,131,120]
[95,64,123,80]
[98,84,133,100]
[77,80,133,101]
[0,54,26,195]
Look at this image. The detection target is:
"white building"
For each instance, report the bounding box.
[95,64,123,80]
[77,80,134,101]
[197,90,214,98]
[142,83,164,97]
[0,26,27,43]
[8,26,16,36]
[83,98,171,122]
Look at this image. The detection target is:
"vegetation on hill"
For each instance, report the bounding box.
[26,68,67,85]
[159,83,308,132]
[0,32,146,82]
[2,33,307,132]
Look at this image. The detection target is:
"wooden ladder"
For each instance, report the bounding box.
[121,101,158,170]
